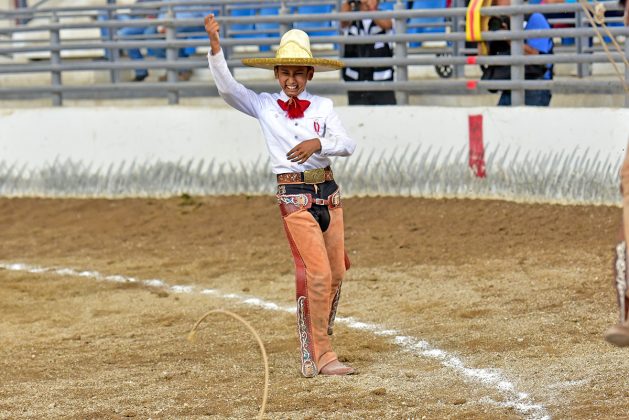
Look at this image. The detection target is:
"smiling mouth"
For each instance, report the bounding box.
[285,85,300,96]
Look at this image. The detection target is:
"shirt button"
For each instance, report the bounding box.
[294,135,298,139]
[294,122,298,126]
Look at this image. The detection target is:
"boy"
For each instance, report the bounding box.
[204,15,357,377]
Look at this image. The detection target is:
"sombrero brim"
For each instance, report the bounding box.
[242,57,345,72]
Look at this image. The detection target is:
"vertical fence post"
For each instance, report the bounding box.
[165,6,179,105]
[106,6,120,84]
[15,0,29,25]
[575,9,590,78]
[335,0,345,62]
[279,1,290,34]
[223,2,233,67]
[218,4,232,75]
[451,0,464,78]
[625,38,629,108]
[49,12,62,106]
[336,0,345,84]
[509,0,524,106]
[394,0,409,105]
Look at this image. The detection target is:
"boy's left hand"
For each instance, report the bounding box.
[287,139,322,164]
[205,14,221,54]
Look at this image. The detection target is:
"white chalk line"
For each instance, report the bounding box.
[0,262,550,420]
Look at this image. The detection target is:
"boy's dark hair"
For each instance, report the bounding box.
[620,0,626,7]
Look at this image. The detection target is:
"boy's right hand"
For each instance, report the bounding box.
[204,14,221,55]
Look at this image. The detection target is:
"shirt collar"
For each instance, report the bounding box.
[278,90,311,101]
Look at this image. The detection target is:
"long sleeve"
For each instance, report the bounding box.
[318,109,357,157]
[206,53,355,173]
[207,49,262,119]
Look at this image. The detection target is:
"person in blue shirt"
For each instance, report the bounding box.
[153,0,209,81]
[97,0,159,81]
[113,0,207,82]
[490,0,553,106]
[498,20,553,104]
[115,0,160,82]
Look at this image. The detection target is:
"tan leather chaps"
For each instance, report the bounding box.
[278,190,349,377]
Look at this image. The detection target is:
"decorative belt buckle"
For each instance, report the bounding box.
[303,168,325,184]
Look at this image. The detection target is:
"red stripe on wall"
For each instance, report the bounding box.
[468,114,486,178]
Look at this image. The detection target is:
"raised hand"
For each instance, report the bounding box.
[204,14,221,55]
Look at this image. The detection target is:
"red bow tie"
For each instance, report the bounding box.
[277,97,311,119]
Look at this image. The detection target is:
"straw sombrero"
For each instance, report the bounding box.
[242,29,344,72]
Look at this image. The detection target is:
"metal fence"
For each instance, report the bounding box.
[0,0,627,106]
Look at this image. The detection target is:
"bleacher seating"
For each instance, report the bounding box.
[602,9,624,43]
[293,4,337,38]
[407,0,448,48]
[256,6,281,52]
[227,5,257,52]
[11,15,104,60]
[228,5,255,38]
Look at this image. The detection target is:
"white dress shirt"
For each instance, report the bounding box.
[208,49,357,174]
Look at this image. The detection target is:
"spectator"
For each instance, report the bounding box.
[540,0,594,49]
[485,0,554,106]
[154,0,208,82]
[112,0,206,82]
[340,0,397,105]
[114,0,160,82]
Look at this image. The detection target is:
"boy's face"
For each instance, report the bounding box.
[274,66,314,98]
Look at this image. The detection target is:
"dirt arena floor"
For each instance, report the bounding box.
[1,195,628,419]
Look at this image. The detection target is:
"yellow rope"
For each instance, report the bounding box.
[188,309,269,420]
[578,0,629,93]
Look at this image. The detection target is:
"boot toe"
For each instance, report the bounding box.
[319,360,355,376]
[604,324,629,347]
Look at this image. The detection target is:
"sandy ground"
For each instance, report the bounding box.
[1,195,628,419]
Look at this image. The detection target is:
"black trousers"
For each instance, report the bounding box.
[348,90,397,106]
[277,180,339,232]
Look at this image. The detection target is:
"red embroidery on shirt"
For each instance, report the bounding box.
[314,121,320,134]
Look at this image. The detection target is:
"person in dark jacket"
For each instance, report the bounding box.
[340,0,397,105]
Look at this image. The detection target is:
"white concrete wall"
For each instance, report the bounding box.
[343,106,629,165]
[1,106,627,203]
[1,106,628,170]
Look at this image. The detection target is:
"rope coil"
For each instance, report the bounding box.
[188,309,269,420]
[578,0,629,93]
[593,2,606,25]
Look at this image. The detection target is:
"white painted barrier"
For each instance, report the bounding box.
[0,106,627,203]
